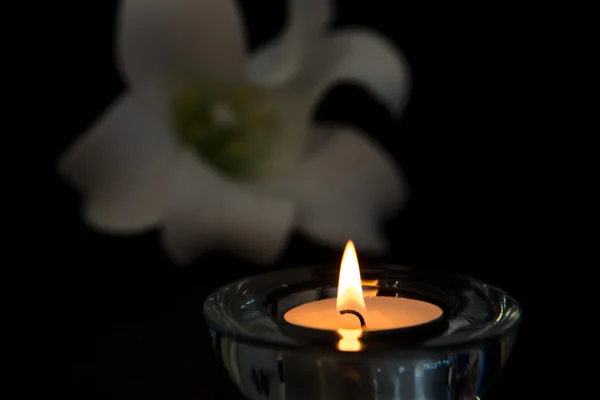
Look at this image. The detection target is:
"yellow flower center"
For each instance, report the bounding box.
[171,85,278,179]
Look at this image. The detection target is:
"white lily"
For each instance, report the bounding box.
[58,0,411,266]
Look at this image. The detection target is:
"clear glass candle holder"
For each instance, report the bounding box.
[204,264,522,400]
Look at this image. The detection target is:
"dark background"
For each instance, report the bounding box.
[3,1,531,399]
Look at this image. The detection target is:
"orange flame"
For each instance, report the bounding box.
[336,241,366,351]
[336,240,366,313]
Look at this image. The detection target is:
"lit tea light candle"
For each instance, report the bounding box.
[284,241,443,351]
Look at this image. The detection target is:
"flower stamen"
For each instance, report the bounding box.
[171,84,277,180]
[211,102,237,127]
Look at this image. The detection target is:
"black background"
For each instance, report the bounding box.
[3,1,532,399]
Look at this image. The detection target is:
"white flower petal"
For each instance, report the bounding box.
[268,125,407,254]
[288,0,332,32]
[297,29,411,116]
[246,0,333,86]
[161,150,295,265]
[252,88,314,180]
[58,94,178,232]
[117,0,246,91]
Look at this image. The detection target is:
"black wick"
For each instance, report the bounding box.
[339,309,366,327]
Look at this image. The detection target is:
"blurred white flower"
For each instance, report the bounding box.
[58,0,411,265]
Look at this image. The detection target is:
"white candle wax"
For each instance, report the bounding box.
[284,296,443,331]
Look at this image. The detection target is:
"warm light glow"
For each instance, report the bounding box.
[336,241,366,314]
[361,279,379,297]
[337,329,362,352]
[283,239,444,335]
[361,279,378,286]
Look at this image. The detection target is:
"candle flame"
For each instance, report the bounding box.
[336,241,368,350]
[336,241,366,314]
